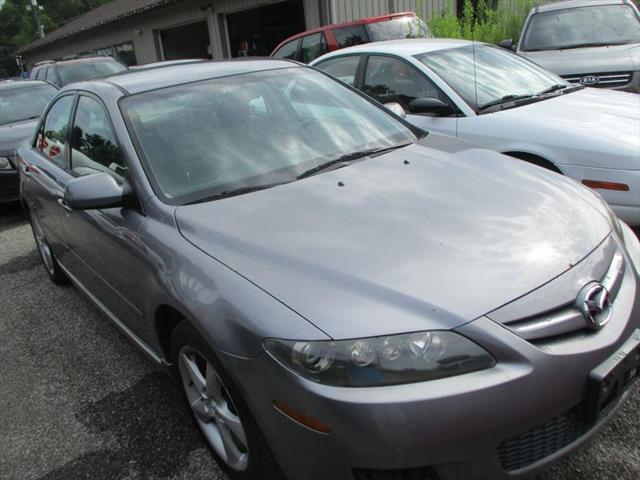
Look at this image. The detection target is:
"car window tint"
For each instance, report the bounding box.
[363,55,447,111]
[300,33,327,63]
[272,39,299,60]
[35,68,46,81]
[315,55,360,86]
[37,95,74,167]
[70,96,126,179]
[333,25,369,48]
[45,68,56,84]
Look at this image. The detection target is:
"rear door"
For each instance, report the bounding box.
[59,93,150,342]
[21,94,76,255]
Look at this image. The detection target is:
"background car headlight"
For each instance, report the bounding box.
[265,331,495,387]
[0,156,14,171]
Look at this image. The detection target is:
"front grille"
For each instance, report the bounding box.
[561,71,632,88]
[502,250,625,343]
[353,466,439,480]
[497,404,589,472]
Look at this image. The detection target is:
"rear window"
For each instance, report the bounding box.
[57,60,127,85]
[333,25,370,48]
[366,16,431,42]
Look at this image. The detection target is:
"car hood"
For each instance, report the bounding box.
[483,88,640,169]
[519,43,640,76]
[176,139,610,339]
[0,118,39,155]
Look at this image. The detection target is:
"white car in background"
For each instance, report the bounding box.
[311,39,640,225]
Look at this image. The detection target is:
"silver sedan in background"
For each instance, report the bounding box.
[18,60,640,480]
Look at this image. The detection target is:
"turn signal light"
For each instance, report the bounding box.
[582,180,630,192]
[273,400,331,434]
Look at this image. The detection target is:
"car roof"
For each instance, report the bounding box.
[77,58,299,95]
[0,79,57,91]
[534,0,626,13]
[311,38,475,62]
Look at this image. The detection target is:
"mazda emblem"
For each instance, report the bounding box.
[576,283,612,330]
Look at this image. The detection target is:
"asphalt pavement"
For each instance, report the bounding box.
[1,204,639,480]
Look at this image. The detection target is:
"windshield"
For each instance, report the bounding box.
[415,45,567,111]
[121,67,416,204]
[57,60,127,85]
[521,4,640,51]
[366,16,431,41]
[0,84,57,126]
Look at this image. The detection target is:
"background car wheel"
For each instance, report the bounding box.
[29,214,68,285]
[171,321,285,480]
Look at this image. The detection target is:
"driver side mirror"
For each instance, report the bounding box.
[498,39,514,50]
[408,97,454,116]
[64,173,132,210]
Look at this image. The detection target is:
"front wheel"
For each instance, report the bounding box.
[171,322,285,480]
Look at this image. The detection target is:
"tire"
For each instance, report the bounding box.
[170,321,285,480]
[29,213,68,285]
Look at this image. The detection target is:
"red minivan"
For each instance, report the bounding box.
[270,12,431,64]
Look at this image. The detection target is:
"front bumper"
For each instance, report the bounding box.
[559,165,640,226]
[219,236,640,480]
[0,169,19,205]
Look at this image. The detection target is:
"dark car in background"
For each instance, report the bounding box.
[0,80,58,204]
[271,12,431,63]
[29,56,127,87]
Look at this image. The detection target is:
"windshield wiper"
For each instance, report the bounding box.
[297,143,411,179]
[186,182,288,204]
[536,84,569,96]
[558,41,628,50]
[477,94,536,112]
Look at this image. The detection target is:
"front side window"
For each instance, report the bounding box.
[0,84,57,126]
[366,16,431,42]
[272,39,299,60]
[333,25,369,49]
[70,96,126,179]
[363,55,448,112]
[416,45,567,111]
[121,67,416,203]
[521,4,640,51]
[57,60,127,86]
[315,55,361,86]
[300,33,327,63]
[36,95,74,166]
[35,68,46,81]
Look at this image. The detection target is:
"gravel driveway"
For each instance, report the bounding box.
[1,205,638,480]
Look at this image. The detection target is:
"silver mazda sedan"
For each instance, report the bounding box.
[17,59,640,480]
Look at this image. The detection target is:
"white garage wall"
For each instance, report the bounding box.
[329,0,455,23]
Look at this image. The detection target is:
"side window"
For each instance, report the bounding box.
[333,25,369,48]
[315,55,361,86]
[363,55,449,113]
[45,67,58,85]
[70,96,126,179]
[300,33,327,63]
[36,95,74,166]
[36,68,46,81]
[272,39,300,60]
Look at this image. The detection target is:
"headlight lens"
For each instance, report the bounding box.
[265,331,495,387]
[0,156,14,171]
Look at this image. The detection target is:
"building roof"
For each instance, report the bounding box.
[18,0,179,54]
[68,59,299,95]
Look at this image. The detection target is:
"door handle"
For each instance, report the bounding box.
[57,197,73,214]
[22,164,32,178]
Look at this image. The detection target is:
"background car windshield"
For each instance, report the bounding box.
[57,60,127,85]
[121,67,415,203]
[521,4,640,51]
[367,16,431,41]
[416,45,565,111]
[0,84,57,125]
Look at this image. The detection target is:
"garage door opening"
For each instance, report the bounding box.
[160,21,211,60]
[226,0,306,58]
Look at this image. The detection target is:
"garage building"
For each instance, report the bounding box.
[17,0,454,68]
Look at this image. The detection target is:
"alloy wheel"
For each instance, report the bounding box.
[178,347,249,471]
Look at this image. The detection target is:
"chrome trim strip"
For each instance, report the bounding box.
[57,262,165,365]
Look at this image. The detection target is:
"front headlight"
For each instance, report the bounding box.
[265,331,495,387]
[0,156,14,171]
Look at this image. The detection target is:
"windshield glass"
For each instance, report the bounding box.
[0,84,57,126]
[415,45,566,111]
[121,67,416,203]
[521,4,640,51]
[367,16,431,41]
[57,60,127,85]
